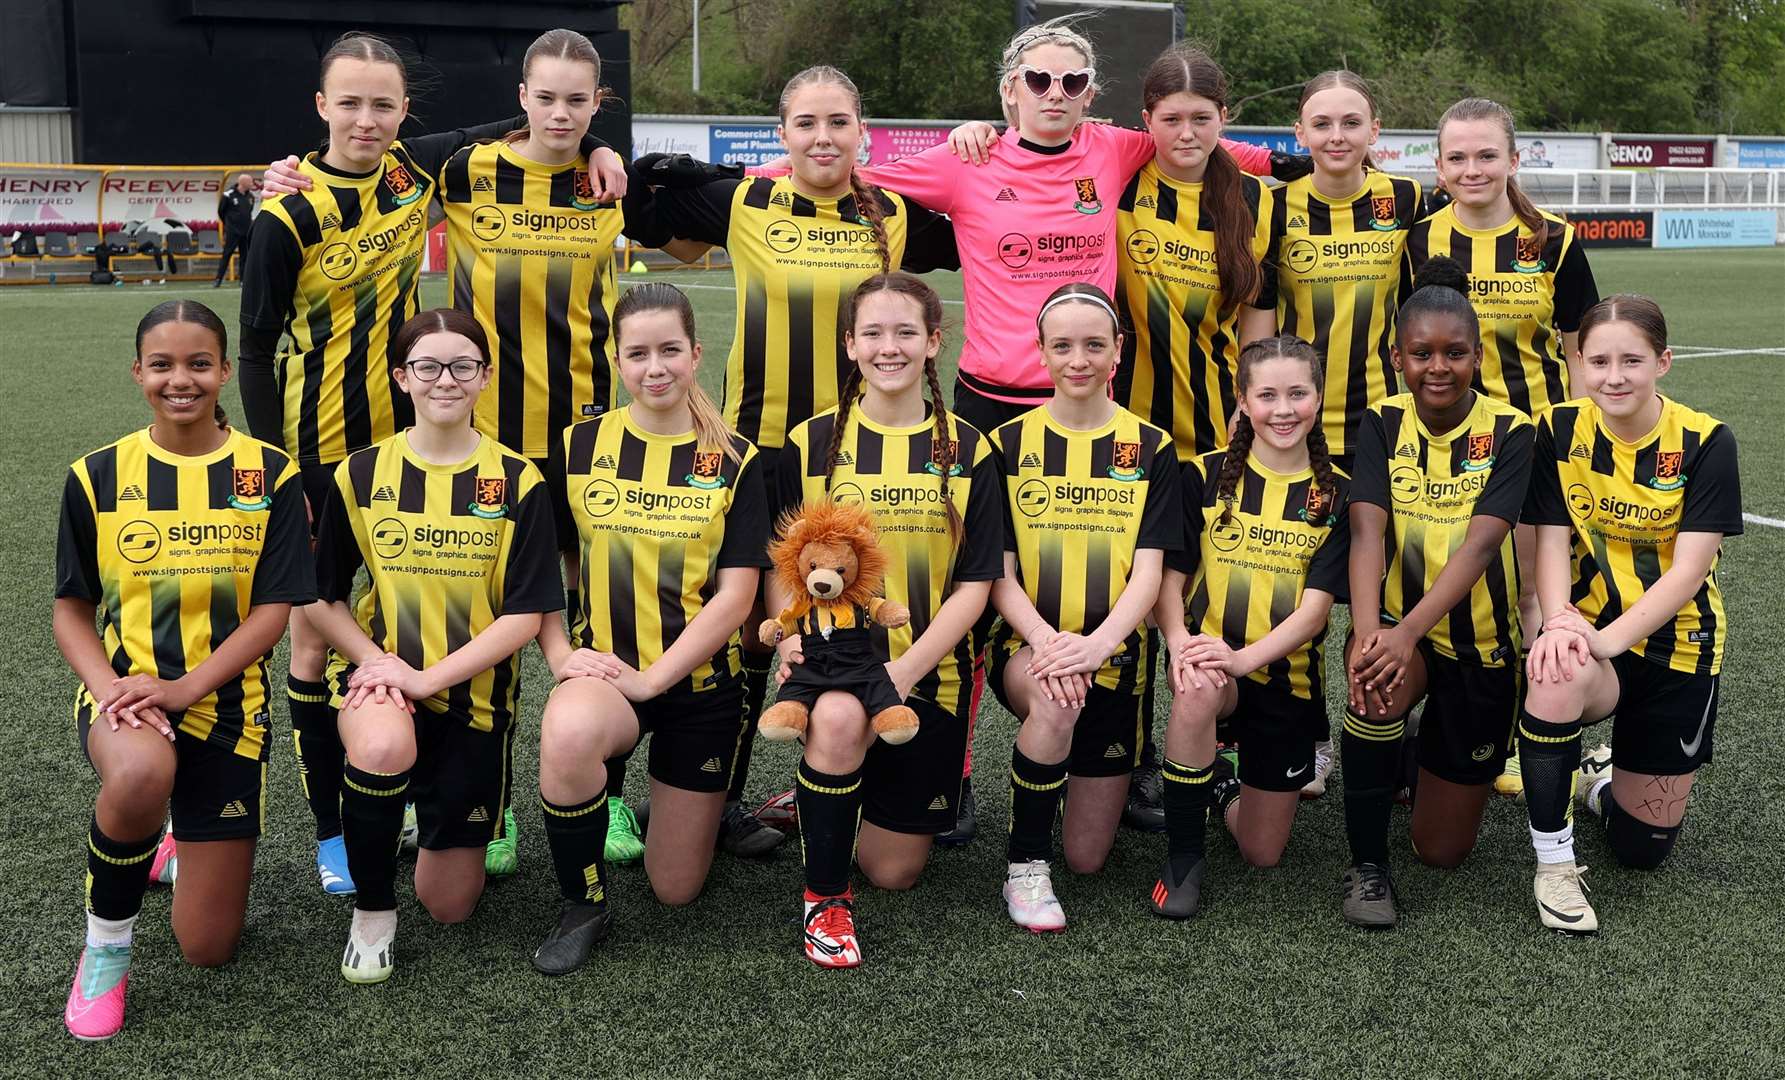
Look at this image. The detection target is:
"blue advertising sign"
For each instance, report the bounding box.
[1653,210,1776,248]
[709,124,783,166]
[1734,140,1785,169]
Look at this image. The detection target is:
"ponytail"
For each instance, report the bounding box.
[1201,144,1263,313]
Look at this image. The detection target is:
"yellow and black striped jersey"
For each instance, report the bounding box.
[1351,392,1532,666]
[992,407,1182,693]
[1525,397,1742,675]
[1168,452,1350,700]
[1271,171,1423,459]
[563,409,770,693]
[778,406,1004,721]
[315,432,561,729]
[1405,204,1598,418]
[55,428,316,760]
[439,142,655,458]
[646,176,958,450]
[1113,163,1279,460]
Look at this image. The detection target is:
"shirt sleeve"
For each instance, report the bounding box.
[500,483,567,614]
[618,160,672,248]
[1551,235,1599,333]
[1249,181,1279,311]
[249,467,319,605]
[1680,424,1743,535]
[717,454,774,569]
[1136,442,1184,552]
[991,433,1019,553]
[1473,422,1534,525]
[772,439,806,527]
[1219,137,1275,177]
[1349,410,1391,510]
[859,141,964,214]
[1166,457,1206,575]
[238,212,302,332]
[400,115,530,179]
[312,474,364,604]
[899,199,961,273]
[1523,416,1568,527]
[1305,479,1351,598]
[644,180,737,248]
[53,468,101,602]
[952,451,1006,582]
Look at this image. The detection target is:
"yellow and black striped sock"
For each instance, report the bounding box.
[542,793,609,908]
[1007,748,1068,863]
[341,763,409,911]
[796,760,863,897]
[1162,757,1214,876]
[84,818,159,921]
[1342,711,1406,867]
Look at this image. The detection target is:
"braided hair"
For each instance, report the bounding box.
[1215,335,1334,524]
[833,272,960,538]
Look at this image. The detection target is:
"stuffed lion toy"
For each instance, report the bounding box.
[757,499,920,745]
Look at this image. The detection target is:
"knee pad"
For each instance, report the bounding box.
[1604,795,1682,871]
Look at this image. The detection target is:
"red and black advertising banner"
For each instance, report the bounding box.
[1607,137,1716,168]
[1564,210,1654,248]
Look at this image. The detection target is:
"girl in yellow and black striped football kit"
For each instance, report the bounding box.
[240,32,626,887]
[771,272,1004,968]
[1517,295,1741,935]
[527,284,770,976]
[1112,46,1278,462]
[1272,71,1423,470]
[56,302,315,1041]
[639,66,958,847]
[990,284,1182,933]
[1407,98,1599,420]
[1148,336,1348,920]
[1340,257,1534,928]
[306,309,562,985]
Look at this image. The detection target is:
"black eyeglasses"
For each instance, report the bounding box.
[1016,65,1094,100]
[404,358,486,382]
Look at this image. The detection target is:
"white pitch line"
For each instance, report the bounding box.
[1744,512,1785,530]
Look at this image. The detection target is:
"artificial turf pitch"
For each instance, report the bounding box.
[2,248,1782,1077]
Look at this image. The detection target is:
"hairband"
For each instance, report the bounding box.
[1036,291,1119,331]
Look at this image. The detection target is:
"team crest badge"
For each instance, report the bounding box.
[1462,431,1496,472]
[1513,234,1546,273]
[686,450,729,489]
[571,169,599,210]
[384,162,423,206]
[1370,195,1399,231]
[228,468,271,511]
[924,438,963,477]
[470,477,508,518]
[1107,440,1144,481]
[1073,176,1102,215]
[1650,450,1685,490]
[1299,483,1335,525]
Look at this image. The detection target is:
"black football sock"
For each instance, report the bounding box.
[1161,757,1213,878]
[341,763,409,911]
[1341,711,1406,867]
[288,675,344,841]
[542,793,610,908]
[85,818,159,920]
[1006,748,1068,863]
[1519,710,1582,864]
[606,756,628,802]
[796,760,864,897]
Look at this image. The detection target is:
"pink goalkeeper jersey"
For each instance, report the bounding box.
[865,125,1273,401]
